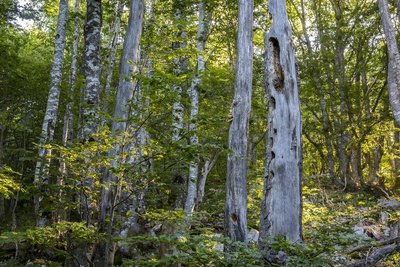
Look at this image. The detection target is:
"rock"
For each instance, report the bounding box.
[246,228,259,244]
[265,250,287,265]
[378,198,400,210]
[352,225,367,236]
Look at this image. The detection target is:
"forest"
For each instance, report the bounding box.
[1,0,400,266]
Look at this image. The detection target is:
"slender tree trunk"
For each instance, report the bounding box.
[350,143,364,187]
[196,152,220,208]
[57,0,80,222]
[95,0,144,265]
[33,0,68,227]
[259,0,302,249]
[378,0,400,126]
[184,0,209,218]
[397,0,400,22]
[0,125,5,221]
[369,136,384,185]
[102,0,124,114]
[225,0,253,243]
[171,1,188,210]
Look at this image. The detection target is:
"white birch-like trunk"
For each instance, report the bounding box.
[259,0,302,247]
[225,0,253,243]
[81,0,102,142]
[171,9,186,145]
[57,0,80,222]
[171,3,188,209]
[33,0,68,226]
[184,0,208,217]
[378,0,400,127]
[95,0,144,265]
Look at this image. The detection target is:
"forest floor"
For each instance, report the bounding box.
[1,179,400,266]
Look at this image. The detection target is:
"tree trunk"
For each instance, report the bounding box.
[57,0,80,222]
[33,0,68,227]
[196,152,220,208]
[0,125,5,221]
[95,0,144,265]
[225,0,253,243]
[102,0,124,114]
[70,1,102,266]
[378,0,400,127]
[81,0,102,142]
[370,136,384,185]
[184,0,209,218]
[260,0,302,248]
[171,2,188,210]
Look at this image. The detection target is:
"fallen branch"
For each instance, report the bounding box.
[346,243,400,267]
[346,237,400,254]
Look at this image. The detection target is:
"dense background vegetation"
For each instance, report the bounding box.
[1,0,400,266]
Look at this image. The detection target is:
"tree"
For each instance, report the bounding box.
[225,0,253,243]
[95,0,144,265]
[378,0,400,127]
[81,0,102,142]
[33,0,68,227]
[184,0,209,218]
[259,0,302,248]
[57,0,81,222]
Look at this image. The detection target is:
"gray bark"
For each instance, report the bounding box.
[81,0,102,142]
[0,125,4,221]
[95,0,144,265]
[196,152,220,208]
[225,0,253,243]
[103,0,124,114]
[33,0,69,226]
[184,0,209,217]
[57,0,80,222]
[259,0,302,247]
[72,2,103,265]
[378,0,400,127]
[397,0,400,22]
[171,2,188,210]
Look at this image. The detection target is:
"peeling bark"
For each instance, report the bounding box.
[225,0,253,243]
[81,0,102,142]
[33,0,69,226]
[260,0,302,248]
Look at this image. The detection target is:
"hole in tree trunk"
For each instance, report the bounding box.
[270,96,276,109]
[231,213,238,223]
[271,151,275,159]
[269,37,284,90]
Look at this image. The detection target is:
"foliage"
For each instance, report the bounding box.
[0,166,21,198]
